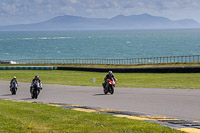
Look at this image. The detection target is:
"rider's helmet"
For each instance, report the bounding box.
[13,76,16,79]
[108,71,112,75]
[35,75,39,79]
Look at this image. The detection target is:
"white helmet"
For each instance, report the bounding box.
[108,71,112,75]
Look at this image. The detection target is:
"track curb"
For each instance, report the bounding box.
[2,99,200,133]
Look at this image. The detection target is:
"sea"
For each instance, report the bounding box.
[0,29,200,60]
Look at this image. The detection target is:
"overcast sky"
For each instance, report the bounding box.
[0,0,200,26]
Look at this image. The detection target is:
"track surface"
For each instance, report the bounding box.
[0,81,200,122]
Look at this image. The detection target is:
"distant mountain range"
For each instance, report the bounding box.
[0,13,200,31]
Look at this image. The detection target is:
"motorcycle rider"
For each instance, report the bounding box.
[103,71,117,89]
[30,75,42,94]
[10,76,18,91]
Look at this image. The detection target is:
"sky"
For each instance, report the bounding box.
[0,0,200,26]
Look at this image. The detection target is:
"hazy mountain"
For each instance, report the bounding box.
[0,13,199,31]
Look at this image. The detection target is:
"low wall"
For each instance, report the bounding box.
[57,66,200,73]
[1,66,200,73]
[0,66,56,70]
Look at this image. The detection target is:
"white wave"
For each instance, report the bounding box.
[38,37,49,40]
[21,36,73,40]
[51,37,73,39]
[10,61,17,64]
[22,38,34,40]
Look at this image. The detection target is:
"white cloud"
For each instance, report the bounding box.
[1,2,18,15]
[34,0,44,4]
[69,0,78,4]
[60,6,75,14]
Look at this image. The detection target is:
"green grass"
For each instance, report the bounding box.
[0,100,183,133]
[0,70,200,89]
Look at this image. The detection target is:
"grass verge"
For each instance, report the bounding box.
[0,100,183,133]
[0,70,200,89]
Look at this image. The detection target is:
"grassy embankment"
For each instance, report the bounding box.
[0,69,200,89]
[0,100,183,133]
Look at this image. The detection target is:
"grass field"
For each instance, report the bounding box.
[0,70,200,89]
[0,100,183,133]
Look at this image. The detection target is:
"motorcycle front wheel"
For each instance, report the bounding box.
[34,90,38,99]
[11,88,16,95]
[110,86,114,94]
[104,88,108,94]
[32,89,38,99]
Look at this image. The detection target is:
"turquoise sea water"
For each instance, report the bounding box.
[0,29,200,60]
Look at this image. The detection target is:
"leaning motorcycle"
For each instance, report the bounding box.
[103,78,115,94]
[31,81,41,99]
[10,81,18,95]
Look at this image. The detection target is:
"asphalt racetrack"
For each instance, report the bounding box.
[0,81,200,122]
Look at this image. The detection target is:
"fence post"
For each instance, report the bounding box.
[163,57,165,64]
[184,56,186,63]
[160,57,161,64]
[193,55,195,62]
[174,56,176,63]
[167,57,168,63]
[189,56,191,63]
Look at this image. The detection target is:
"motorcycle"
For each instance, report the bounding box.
[10,81,18,95]
[103,78,115,94]
[31,81,42,99]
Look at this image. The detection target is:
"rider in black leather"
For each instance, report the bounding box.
[30,75,42,93]
[103,71,116,88]
[32,75,41,85]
